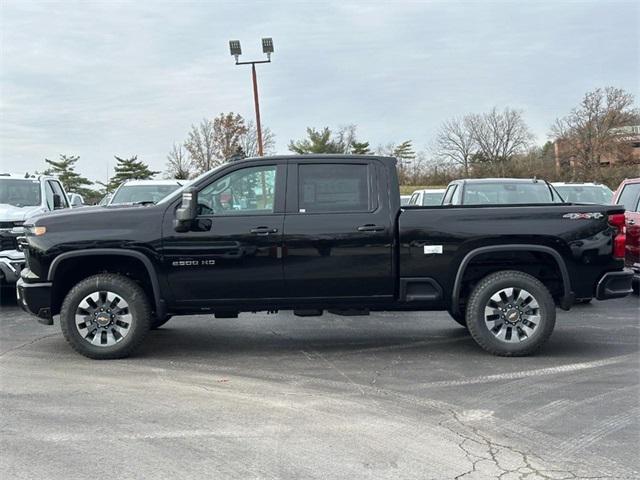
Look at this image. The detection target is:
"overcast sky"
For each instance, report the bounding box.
[1,0,638,182]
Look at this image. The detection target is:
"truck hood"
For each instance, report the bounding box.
[28,202,163,228]
[0,204,48,223]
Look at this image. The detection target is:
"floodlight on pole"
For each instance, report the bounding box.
[262,37,273,60]
[229,40,242,62]
[228,37,274,156]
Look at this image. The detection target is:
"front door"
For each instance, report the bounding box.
[282,159,394,302]
[163,163,286,304]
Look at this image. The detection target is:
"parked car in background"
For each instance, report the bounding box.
[552,182,613,204]
[442,178,563,205]
[0,173,70,285]
[408,188,446,206]
[612,177,640,292]
[400,195,411,206]
[108,179,185,205]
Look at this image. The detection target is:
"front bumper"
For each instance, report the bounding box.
[0,250,25,284]
[16,277,53,325]
[595,269,634,300]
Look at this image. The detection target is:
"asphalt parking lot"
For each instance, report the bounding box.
[1,291,638,480]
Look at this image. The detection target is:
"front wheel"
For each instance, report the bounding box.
[60,273,151,359]
[466,270,556,356]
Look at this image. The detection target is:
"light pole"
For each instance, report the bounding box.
[229,38,274,157]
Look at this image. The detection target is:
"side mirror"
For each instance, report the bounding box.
[53,194,63,209]
[69,193,84,208]
[174,187,197,232]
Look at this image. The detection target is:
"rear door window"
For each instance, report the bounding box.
[297,163,373,213]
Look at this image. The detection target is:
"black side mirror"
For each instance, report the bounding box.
[174,187,197,232]
[53,194,63,209]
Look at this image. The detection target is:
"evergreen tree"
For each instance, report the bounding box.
[107,155,159,191]
[351,141,372,155]
[289,127,344,154]
[43,155,94,196]
[289,126,362,154]
[393,140,416,163]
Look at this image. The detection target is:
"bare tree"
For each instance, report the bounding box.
[466,107,534,175]
[551,87,638,179]
[241,120,276,157]
[184,113,249,174]
[165,143,191,179]
[184,118,217,173]
[434,117,477,176]
[212,112,248,161]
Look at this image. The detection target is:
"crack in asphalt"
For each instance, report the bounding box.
[441,410,616,480]
[0,332,59,358]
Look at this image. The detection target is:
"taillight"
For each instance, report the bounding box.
[608,213,626,259]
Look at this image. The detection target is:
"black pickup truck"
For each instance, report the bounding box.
[16,155,633,359]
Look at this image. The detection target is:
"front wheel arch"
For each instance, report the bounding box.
[49,250,162,317]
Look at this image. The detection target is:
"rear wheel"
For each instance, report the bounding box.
[60,274,151,359]
[466,270,556,356]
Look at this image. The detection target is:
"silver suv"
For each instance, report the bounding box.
[0,173,70,284]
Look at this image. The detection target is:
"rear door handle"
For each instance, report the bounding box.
[250,226,278,235]
[357,224,385,232]
[628,219,636,225]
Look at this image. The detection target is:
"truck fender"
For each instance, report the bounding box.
[47,248,164,317]
[451,244,573,315]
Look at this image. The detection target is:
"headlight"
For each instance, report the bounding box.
[25,225,47,236]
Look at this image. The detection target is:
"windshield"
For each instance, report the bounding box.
[422,192,445,206]
[463,182,561,205]
[554,185,613,204]
[110,184,181,204]
[0,178,42,207]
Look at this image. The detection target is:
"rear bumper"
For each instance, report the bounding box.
[595,269,634,300]
[16,277,53,325]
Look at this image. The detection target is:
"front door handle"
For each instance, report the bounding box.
[628,219,636,225]
[250,226,278,236]
[357,224,385,232]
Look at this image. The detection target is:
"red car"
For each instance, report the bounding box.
[612,178,640,292]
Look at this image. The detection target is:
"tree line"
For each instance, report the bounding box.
[30,86,639,202]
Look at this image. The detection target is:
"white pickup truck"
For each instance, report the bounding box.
[0,173,71,284]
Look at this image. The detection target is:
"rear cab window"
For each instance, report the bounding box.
[296,163,375,213]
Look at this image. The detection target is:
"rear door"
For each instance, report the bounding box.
[282,159,394,301]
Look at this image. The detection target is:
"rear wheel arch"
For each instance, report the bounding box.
[451,244,571,316]
[48,249,162,317]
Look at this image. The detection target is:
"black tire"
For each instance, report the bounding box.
[576,298,592,304]
[150,314,172,330]
[60,273,151,359]
[466,270,556,357]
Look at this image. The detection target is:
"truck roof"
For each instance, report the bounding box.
[241,154,397,163]
[120,179,185,186]
[451,178,544,184]
[0,173,58,181]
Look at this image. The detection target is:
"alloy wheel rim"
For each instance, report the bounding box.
[75,291,132,347]
[484,287,540,343]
